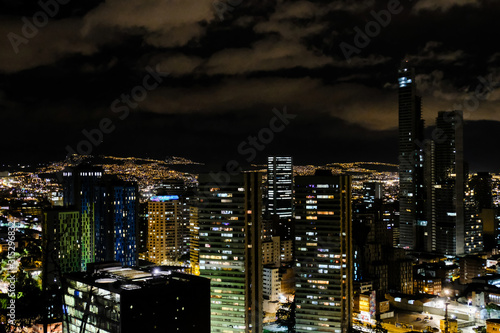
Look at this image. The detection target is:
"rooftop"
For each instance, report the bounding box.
[64,263,207,293]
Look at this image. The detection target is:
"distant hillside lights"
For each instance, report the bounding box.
[65,65,168,158]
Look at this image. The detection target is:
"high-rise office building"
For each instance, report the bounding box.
[189,205,200,275]
[62,264,210,333]
[465,182,484,254]
[362,181,383,210]
[294,171,352,333]
[432,110,465,255]
[470,173,493,210]
[267,156,293,221]
[62,164,103,270]
[94,178,138,266]
[469,173,493,251]
[43,209,82,277]
[138,202,148,254]
[147,195,183,265]
[398,62,426,251]
[198,172,263,333]
[156,179,196,258]
[42,209,81,321]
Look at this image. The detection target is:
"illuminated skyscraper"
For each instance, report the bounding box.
[62,164,103,271]
[156,179,197,260]
[189,205,200,275]
[294,171,352,333]
[94,178,138,266]
[267,156,293,219]
[147,195,183,265]
[198,172,263,333]
[469,172,492,251]
[398,62,426,250]
[42,209,81,321]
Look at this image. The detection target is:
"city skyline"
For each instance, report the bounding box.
[1,1,500,171]
[3,1,500,332]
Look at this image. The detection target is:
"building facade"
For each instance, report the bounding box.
[147,195,183,265]
[198,172,263,333]
[433,110,465,255]
[294,171,353,333]
[267,156,293,219]
[94,178,138,266]
[62,165,103,271]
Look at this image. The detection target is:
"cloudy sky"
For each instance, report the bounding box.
[1,0,499,170]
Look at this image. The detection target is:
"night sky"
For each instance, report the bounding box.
[1,0,500,171]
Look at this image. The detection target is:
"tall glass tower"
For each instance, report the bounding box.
[94,178,139,267]
[433,110,465,255]
[398,62,426,250]
[62,164,103,271]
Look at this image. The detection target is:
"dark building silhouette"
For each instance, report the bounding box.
[431,110,465,256]
[470,172,493,210]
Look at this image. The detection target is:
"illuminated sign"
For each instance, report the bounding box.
[150,195,179,202]
[360,295,370,312]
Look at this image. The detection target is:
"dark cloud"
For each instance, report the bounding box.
[0,0,499,170]
[413,0,480,12]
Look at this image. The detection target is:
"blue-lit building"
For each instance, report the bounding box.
[95,177,139,266]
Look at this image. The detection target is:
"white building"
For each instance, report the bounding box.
[263,267,281,302]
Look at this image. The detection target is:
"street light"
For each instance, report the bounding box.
[445,301,450,333]
[444,289,451,333]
